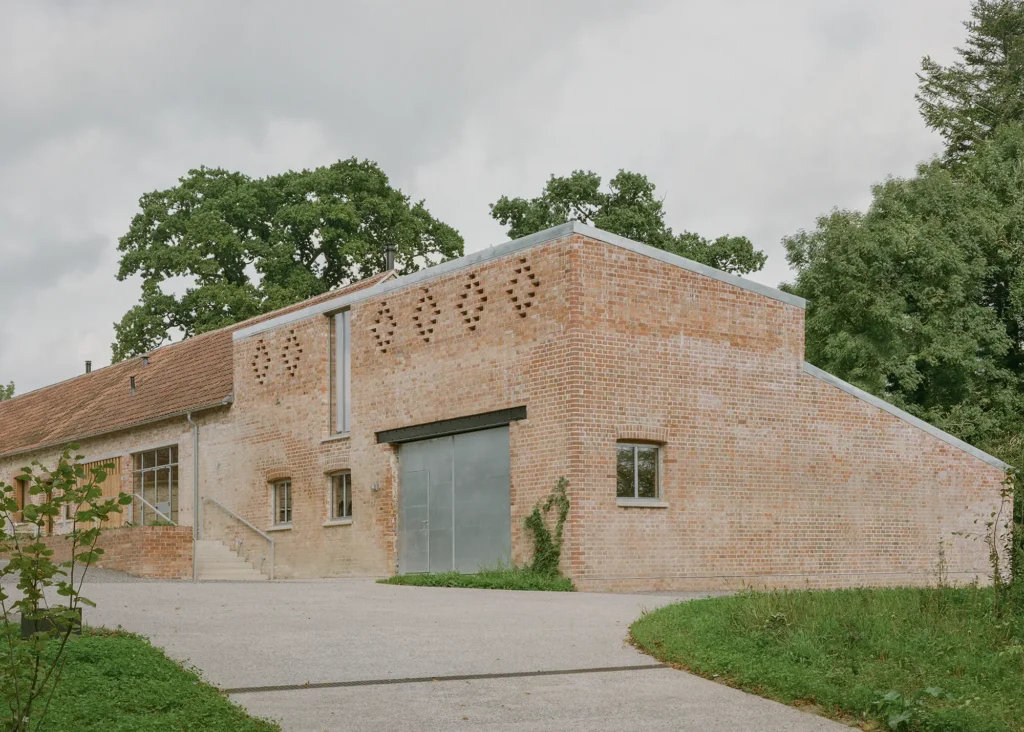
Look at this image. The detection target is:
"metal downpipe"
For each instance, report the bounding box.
[186,412,199,581]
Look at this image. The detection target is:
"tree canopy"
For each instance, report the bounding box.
[786,0,1024,466]
[490,170,767,275]
[113,158,463,361]
[784,123,1024,460]
[0,382,13,401]
[917,0,1024,166]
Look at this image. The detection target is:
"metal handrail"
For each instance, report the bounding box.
[202,496,274,580]
[131,493,177,526]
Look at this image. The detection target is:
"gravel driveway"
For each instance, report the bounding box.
[55,578,850,731]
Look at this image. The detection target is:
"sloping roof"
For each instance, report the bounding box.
[233,221,807,341]
[0,270,394,459]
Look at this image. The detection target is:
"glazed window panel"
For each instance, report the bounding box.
[616,443,660,500]
[330,473,352,520]
[132,445,178,524]
[273,480,292,525]
[334,310,351,434]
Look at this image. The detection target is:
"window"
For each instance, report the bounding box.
[334,310,351,434]
[330,473,352,520]
[273,480,292,525]
[616,443,659,499]
[14,478,27,522]
[132,446,178,524]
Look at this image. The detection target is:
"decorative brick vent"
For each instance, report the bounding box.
[281,330,303,377]
[506,257,539,318]
[371,302,396,353]
[457,272,487,331]
[252,339,270,385]
[413,288,441,343]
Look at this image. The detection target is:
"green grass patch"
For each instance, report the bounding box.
[630,587,1024,731]
[379,566,575,592]
[4,626,279,731]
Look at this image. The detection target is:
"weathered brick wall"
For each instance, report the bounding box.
[2,526,192,580]
[220,232,1006,588]
[568,234,1005,591]
[219,239,579,577]
[6,230,1003,590]
[0,412,229,533]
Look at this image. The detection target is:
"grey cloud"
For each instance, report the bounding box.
[0,0,973,395]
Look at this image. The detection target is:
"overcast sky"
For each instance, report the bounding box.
[0,0,971,395]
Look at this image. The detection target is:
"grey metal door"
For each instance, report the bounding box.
[398,426,511,574]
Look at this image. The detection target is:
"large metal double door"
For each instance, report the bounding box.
[398,426,511,574]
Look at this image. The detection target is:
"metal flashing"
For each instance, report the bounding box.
[569,222,806,308]
[376,406,527,444]
[802,362,1010,470]
[232,221,803,341]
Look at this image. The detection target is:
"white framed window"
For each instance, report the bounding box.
[616,443,659,500]
[272,480,292,525]
[329,473,352,520]
[334,310,351,434]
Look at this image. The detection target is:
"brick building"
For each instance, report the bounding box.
[0,223,1009,589]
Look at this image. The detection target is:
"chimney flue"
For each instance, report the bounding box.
[142,355,149,366]
[385,243,396,271]
[85,361,92,374]
[130,375,136,396]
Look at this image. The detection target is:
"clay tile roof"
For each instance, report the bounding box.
[0,271,393,459]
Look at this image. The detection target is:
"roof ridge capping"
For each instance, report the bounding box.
[802,361,1011,470]
[232,222,804,341]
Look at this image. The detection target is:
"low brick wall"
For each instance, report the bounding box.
[5,526,192,580]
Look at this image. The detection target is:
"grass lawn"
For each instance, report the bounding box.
[630,587,1023,732]
[379,566,575,591]
[4,626,279,731]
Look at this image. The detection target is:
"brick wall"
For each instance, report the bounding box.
[3,229,1005,590]
[2,526,192,580]
[567,234,1004,591]
[217,231,1006,588]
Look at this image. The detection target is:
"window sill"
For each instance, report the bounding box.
[321,433,351,444]
[323,518,353,527]
[616,498,668,508]
[267,524,293,532]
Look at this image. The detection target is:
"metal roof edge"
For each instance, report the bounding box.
[802,362,1011,471]
[232,223,576,340]
[232,220,805,341]
[569,222,805,308]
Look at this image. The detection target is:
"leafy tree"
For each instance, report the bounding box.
[0,446,130,731]
[490,170,767,275]
[783,124,1024,459]
[113,159,463,360]
[0,382,12,401]
[917,0,1024,166]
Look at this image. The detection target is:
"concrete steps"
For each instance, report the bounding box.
[195,539,268,581]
